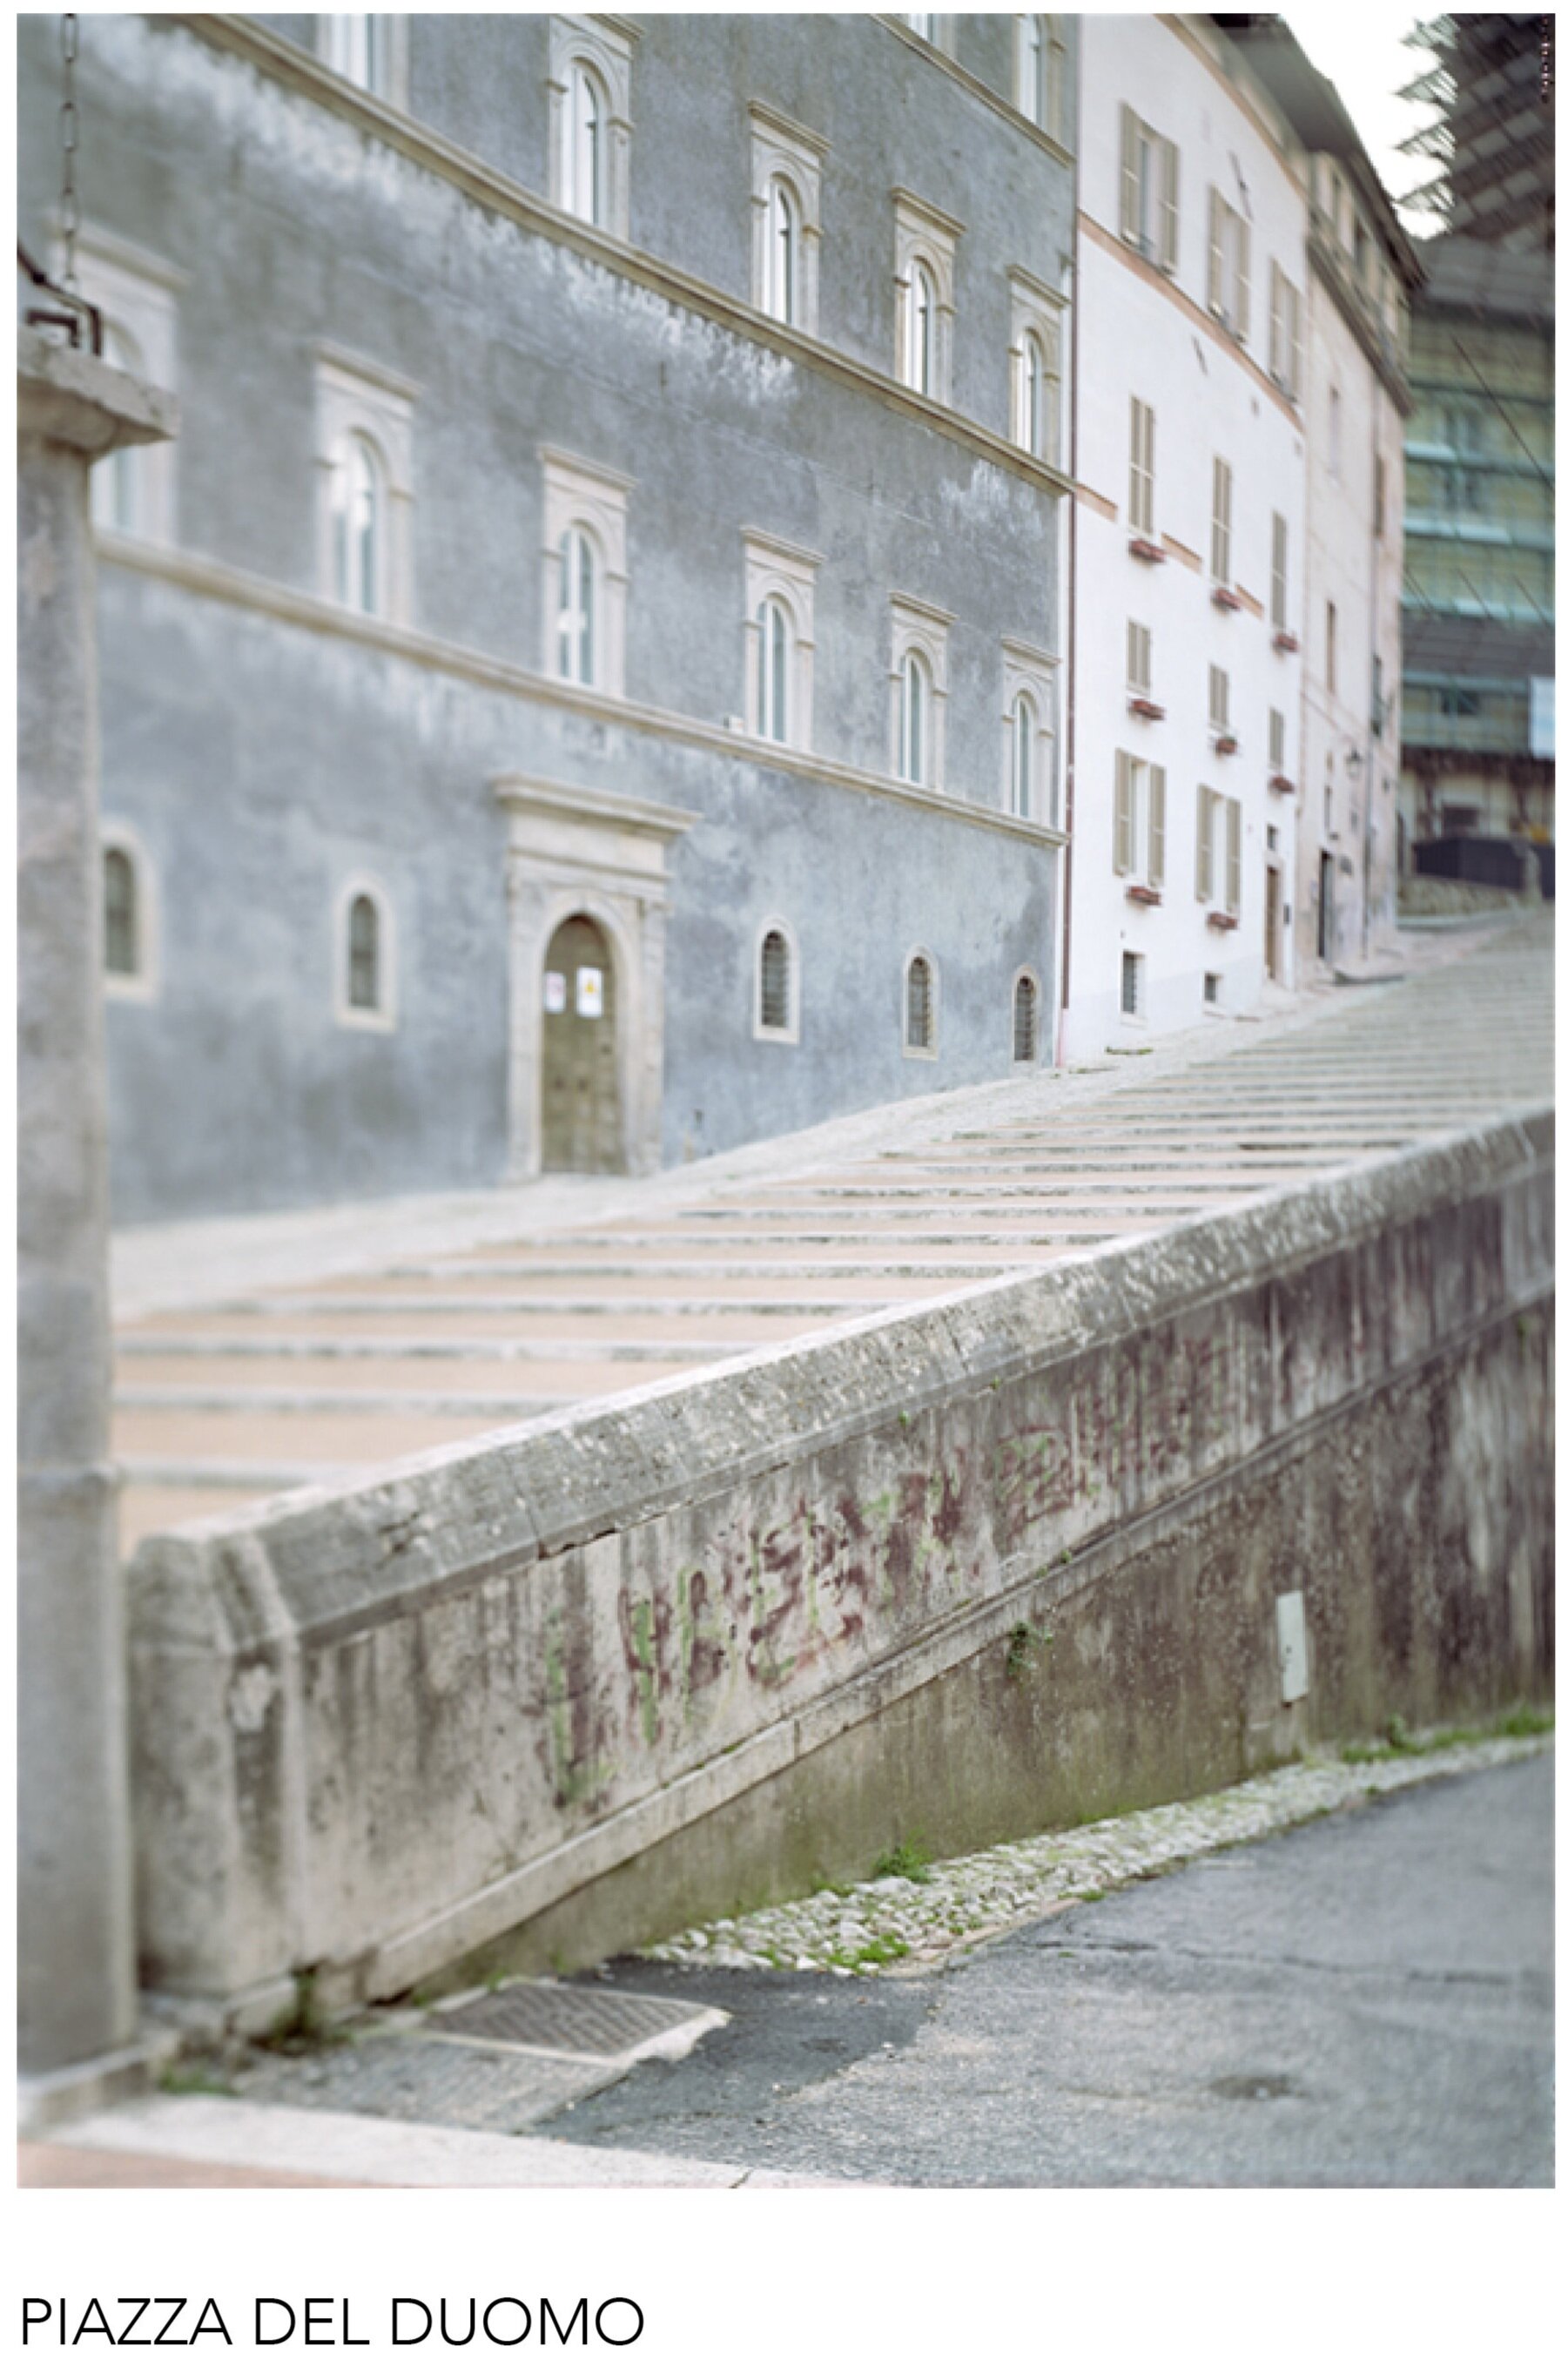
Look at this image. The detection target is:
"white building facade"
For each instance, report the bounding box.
[1064,14,1311,1056]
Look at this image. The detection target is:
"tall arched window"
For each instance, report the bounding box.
[347,893,381,1012]
[330,432,384,615]
[325,14,384,93]
[1011,691,1036,818]
[756,595,791,742]
[563,60,605,226]
[898,649,932,785]
[1021,330,1047,458]
[764,176,797,325]
[557,525,597,684]
[905,258,936,394]
[92,322,146,536]
[1013,973,1040,1063]
[905,953,935,1052]
[104,846,138,977]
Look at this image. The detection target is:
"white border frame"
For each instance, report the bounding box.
[889,595,953,791]
[1001,637,1059,824]
[743,530,820,752]
[69,226,182,548]
[315,14,411,109]
[892,190,962,405]
[313,347,418,625]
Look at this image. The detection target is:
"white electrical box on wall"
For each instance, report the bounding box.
[1276,1590,1309,1704]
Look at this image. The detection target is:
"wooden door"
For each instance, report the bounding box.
[541,914,622,1173]
[1265,865,1282,980]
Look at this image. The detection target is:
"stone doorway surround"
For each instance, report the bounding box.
[494,773,697,1180]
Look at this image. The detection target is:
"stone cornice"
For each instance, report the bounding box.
[98,532,1068,854]
[1308,231,1415,418]
[1079,213,1304,434]
[169,15,1074,503]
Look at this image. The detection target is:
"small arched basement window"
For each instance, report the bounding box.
[758,927,793,1035]
[104,846,138,976]
[1013,973,1040,1063]
[347,892,382,1012]
[905,953,934,1053]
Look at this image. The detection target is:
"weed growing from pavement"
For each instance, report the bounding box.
[870,1839,933,1884]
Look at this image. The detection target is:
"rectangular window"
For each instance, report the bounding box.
[1210,456,1233,583]
[1326,599,1337,697]
[1270,512,1288,630]
[1147,763,1166,888]
[1128,397,1155,536]
[1120,949,1143,1017]
[1372,652,1385,738]
[1196,786,1215,902]
[1120,105,1179,272]
[1208,665,1230,733]
[1206,188,1250,338]
[1373,452,1386,540]
[1127,619,1152,696]
[1269,707,1286,770]
[1204,971,1221,1006]
[1269,264,1303,401]
[1114,750,1162,886]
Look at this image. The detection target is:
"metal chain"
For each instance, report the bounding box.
[59,13,79,291]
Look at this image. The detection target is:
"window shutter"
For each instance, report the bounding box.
[1114,751,1134,875]
[1236,218,1251,341]
[1120,105,1138,243]
[1147,766,1166,889]
[1269,262,1282,381]
[1271,511,1287,628]
[1289,283,1303,401]
[1160,138,1180,272]
[1207,189,1222,315]
[1225,796,1242,914]
[1196,787,1213,902]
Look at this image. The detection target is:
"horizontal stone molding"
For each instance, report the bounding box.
[98,535,1067,853]
[127,1109,1553,2016]
[169,14,1073,502]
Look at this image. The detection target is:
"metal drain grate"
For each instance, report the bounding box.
[431,1981,721,2063]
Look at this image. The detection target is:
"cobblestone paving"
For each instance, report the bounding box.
[642,1729,1554,1978]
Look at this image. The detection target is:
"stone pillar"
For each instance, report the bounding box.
[17,327,176,2092]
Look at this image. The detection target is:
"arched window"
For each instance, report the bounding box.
[898,649,932,785]
[757,927,794,1038]
[756,595,791,742]
[325,14,383,93]
[905,953,935,1053]
[1011,691,1036,818]
[557,525,597,684]
[764,176,797,325]
[1013,972,1040,1063]
[104,846,138,977]
[905,258,936,394]
[347,893,381,1012]
[330,432,384,615]
[92,322,146,536]
[563,59,605,226]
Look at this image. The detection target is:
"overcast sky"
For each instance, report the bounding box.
[1284,5,1444,231]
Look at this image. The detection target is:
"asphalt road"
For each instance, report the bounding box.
[551,1753,1554,2186]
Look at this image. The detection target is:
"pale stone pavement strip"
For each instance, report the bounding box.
[111,915,1552,1554]
[641,1731,1555,1978]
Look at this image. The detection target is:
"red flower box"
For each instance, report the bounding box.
[1127,696,1165,719]
[1212,585,1243,612]
[1126,884,1162,906]
[1213,732,1239,756]
[1272,630,1300,653]
[1206,911,1239,932]
[1269,772,1296,794]
[1127,536,1166,563]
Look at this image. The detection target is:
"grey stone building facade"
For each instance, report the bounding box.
[17,12,1076,1222]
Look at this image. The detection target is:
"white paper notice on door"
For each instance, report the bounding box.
[543,970,567,1014]
[575,967,604,1018]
